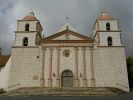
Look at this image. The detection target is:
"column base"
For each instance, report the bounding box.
[56,78,60,87]
[74,79,79,87]
[48,78,52,87]
[91,79,95,87]
[83,79,87,87]
[40,79,44,87]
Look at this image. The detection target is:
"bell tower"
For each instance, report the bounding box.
[93,12,122,46]
[14,12,43,46]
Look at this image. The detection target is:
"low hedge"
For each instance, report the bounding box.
[0,88,7,94]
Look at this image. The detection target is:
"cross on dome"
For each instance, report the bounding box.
[29,12,35,16]
[23,12,37,20]
[66,16,70,23]
[58,23,77,32]
[58,17,77,32]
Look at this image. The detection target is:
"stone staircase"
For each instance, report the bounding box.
[6,87,126,96]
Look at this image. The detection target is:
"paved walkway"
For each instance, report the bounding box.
[0,92,133,100]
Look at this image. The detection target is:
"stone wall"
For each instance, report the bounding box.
[8,47,40,91]
[93,47,129,92]
[0,57,11,90]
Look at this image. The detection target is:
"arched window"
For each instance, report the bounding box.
[107,37,112,46]
[106,22,110,30]
[25,23,29,31]
[23,37,28,46]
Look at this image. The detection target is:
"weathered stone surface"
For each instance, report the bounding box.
[6,87,126,96]
[6,13,129,93]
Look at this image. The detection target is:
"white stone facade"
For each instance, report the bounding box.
[8,47,40,90]
[43,46,91,87]
[93,47,129,91]
[6,13,129,92]
[0,57,11,90]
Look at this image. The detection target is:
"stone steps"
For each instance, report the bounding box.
[6,87,126,96]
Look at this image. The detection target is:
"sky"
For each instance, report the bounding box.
[0,0,133,57]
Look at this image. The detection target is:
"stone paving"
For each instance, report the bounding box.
[0,92,133,100]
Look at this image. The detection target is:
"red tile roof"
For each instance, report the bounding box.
[0,55,10,66]
[98,12,114,20]
[23,15,37,20]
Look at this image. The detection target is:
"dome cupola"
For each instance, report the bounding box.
[23,12,37,20]
[98,12,114,20]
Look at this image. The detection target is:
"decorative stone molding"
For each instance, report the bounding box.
[89,46,96,87]
[82,47,87,87]
[74,47,79,87]
[40,47,46,87]
[56,47,61,87]
[42,43,91,47]
[48,48,53,87]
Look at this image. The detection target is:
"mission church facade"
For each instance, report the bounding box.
[6,12,129,92]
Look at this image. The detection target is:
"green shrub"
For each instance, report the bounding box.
[0,88,7,94]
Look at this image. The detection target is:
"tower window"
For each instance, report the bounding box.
[106,23,110,30]
[25,23,30,31]
[23,37,28,46]
[107,37,112,46]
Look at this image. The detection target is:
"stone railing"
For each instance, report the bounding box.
[115,83,129,92]
[8,83,21,91]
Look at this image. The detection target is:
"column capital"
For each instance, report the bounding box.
[75,47,79,51]
[89,46,93,50]
[41,46,46,50]
[57,48,61,51]
[42,47,46,51]
[82,47,86,50]
[49,47,53,51]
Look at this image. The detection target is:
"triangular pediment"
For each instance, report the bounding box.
[44,30,91,41]
[41,30,94,44]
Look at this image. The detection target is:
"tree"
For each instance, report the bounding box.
[126,57,133,88]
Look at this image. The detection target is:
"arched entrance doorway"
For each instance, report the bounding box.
[61,70,73,87]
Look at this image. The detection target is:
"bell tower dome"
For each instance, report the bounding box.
[14,12,43,46]
[93,12,122,46]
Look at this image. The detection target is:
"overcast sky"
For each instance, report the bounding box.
[0,0,133,57]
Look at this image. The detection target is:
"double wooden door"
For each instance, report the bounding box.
[61,70,73,87]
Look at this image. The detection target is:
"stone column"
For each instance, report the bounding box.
[48,48,53,87]
[82,47,87,87]
[90,47,96,87]
[40,47,46,87]
[74,47,79,87]
[56,48,61,87]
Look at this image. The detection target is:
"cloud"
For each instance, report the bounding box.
[0,0,133,56]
